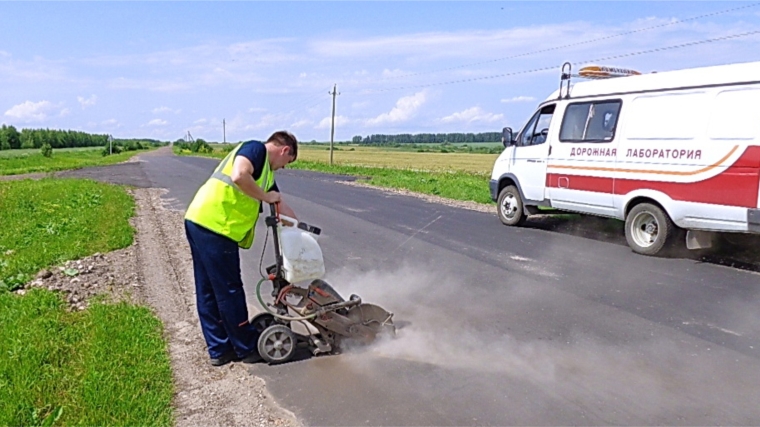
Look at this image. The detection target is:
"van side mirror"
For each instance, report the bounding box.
[502,127,514,147]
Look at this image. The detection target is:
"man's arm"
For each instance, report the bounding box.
[277,198,297,221]
[230,156,280,204]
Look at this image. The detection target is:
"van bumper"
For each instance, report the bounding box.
[489,180,499,202]
[748,209,760,233]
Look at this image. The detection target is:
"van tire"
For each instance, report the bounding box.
[625,203,674,256]
[497,185,526,226]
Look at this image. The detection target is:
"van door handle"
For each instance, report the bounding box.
[549,146,552,156]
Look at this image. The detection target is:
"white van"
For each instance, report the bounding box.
[489,60,760,256]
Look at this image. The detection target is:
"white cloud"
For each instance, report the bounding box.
[87,39,298,92]
[241,113,279,131]
[312,28,595,59]
[501,96,536,103]
[109,77,192,92]
[77,95,97,109]
[366,91,427,126]
[59,108,71,117]
[440,106,503,124]
[317,115,350,130]
[148,119,168,126]
[4,100,54,122]
[308,18,760,72]
[381,69,406,78]
[194,118,208,124]
[290,119,312,128]
[102,119,119,126]
[248,107,267,113]
[152,106,180,114]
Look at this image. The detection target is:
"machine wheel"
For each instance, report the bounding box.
[250,313,275,334]
[497,185,526,226]
[257,325,297,364]
[625,203,674,256]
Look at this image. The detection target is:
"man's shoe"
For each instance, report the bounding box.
[210,351,238,367]
[240,351,264,364]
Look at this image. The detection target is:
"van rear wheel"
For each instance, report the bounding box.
[497,185,526,226]
[625,203,674,256]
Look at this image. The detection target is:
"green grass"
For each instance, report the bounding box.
[0,146,101,158]
[0,179,135,291]
[0,178,173,425]
[0,148,152,176]
[291,160,493,204]
[0,289,173,426]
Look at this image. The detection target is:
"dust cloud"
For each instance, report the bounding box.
[319,262,760,423]
[323,263,557,381]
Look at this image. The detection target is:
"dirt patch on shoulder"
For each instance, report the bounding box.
[20,249,141,310]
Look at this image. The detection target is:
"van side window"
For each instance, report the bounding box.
[559,100,621,143]
[517,104,556,146]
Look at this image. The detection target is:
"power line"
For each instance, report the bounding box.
[377,2,760,81]
[299,95,330,113]
[289,90,327,112]
[356,29,760,94]
[242,4,760,127]
[242,90,326,128]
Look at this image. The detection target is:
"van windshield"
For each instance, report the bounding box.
[518,104,556,146]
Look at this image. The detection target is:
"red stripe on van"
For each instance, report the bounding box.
[547,146,760,208]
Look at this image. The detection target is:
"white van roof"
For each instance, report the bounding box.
[542,60,760,103]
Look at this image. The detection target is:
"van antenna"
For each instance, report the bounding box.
[560,62,572,99]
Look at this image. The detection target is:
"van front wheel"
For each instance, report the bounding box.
[625,203,674,256]
[497,185,526,226]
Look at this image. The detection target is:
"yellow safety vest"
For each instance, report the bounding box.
[185,142,274,249]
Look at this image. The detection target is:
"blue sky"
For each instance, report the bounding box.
[2,1,759,143]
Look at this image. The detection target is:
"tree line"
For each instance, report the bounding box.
[351,132,502,145]
[0,125,167,156]
[0,126,109,150]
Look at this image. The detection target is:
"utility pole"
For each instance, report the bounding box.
[108,135,113,155]
[223,119,226,144]
[329,84,340,166]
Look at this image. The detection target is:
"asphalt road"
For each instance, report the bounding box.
[65,150,760,426]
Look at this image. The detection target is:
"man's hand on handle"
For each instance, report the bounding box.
[264,191,281,205]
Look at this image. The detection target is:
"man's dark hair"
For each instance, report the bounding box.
[267,130,298,161]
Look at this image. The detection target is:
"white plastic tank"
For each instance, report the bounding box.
[278,215,326,284]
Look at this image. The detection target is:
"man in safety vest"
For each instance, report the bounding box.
[184,130,298,366]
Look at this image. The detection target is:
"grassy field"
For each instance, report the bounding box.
[0,146,101,158]
[0,147,153,176]
[0,179,173,426]
[297,145,499,174]
[293,160,493,203]
[176,143,500,204]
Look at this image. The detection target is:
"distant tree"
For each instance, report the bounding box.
[5,125,20,149]
[20,130,35,149]
[40,143,53,158]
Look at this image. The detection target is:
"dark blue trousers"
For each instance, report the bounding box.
[184,219,260,359]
